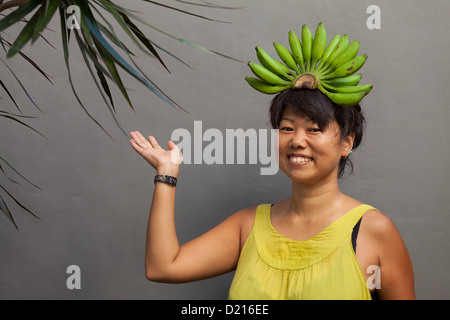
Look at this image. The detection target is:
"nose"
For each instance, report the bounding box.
[290,130,308,149]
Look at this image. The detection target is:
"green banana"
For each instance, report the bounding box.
[323,39,360,74]
[246,22,373,107]
[318,82,366,107]
[301,24,313,72]
[321,54,367,80]
[288,30,305,73]
[322,74,362,86]
[273,42,301,75]
[319,34,349,73]
[316,34,340,72]
[311,22,327,71]
[248,61,291,85]
[245,76,290,94]
[321,81,373,95]
[256,46,294,80]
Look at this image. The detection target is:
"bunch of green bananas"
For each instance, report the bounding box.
[245,22,372,107]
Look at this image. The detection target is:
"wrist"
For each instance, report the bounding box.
[154,174,177,187]
[156,165,179,178]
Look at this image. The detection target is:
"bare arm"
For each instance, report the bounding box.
[365,211,416,299]
[129,131,244,283]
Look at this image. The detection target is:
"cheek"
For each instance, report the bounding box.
[314,139,344,163]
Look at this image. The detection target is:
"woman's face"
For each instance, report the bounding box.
[277,106,354,185]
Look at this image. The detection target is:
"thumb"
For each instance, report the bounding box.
[168,141,183,165]
[167,140,177,150]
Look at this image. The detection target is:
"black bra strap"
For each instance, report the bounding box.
[351,217,363,253]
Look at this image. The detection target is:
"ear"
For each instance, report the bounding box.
[342,132,355,156]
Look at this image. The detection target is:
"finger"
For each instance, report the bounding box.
[167,140,178,150]
[129,138,144,153]
[148,136,161,149]
[132,131,152,149]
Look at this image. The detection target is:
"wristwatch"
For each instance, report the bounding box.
[154,175,177,186]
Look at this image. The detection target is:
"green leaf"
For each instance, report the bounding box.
[0,194,18,229]
[0,79,20,112]
[0,114,47,139]
[59,6,117,141]
[97,0,166,67]
[119,10,170,73]
[0,185,40,220]
[74,29,128,136]
[1,36,53,82]
[107,1,243,62]
[76,37,112,80]
[85,5,137,111]
[84,16,183,112]
[141,0,232,24]
[31,0,61,43]
[7,3,44,58]
[173,0,245,9]
[95,42,134,112]
[0,155,40,189]
[0,164,20,185]
[0,58,43,112]
[92,1,191,68]
[96,66,115,112]
[76,0,132,114]
[96,20,135,56]
[92,24,189,114]
[0,0,42,32]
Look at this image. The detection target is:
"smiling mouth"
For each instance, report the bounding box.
[289,156,313,164]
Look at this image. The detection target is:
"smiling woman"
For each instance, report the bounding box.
[270,88,364,179]
[129,23,415,300]
[227,89,415,300]
[129,88,415,299]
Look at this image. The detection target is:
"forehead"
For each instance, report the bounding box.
[280,107,339,132]
[280,107,315,124]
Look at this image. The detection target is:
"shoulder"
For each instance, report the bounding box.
[228,204,265,249]
[229,205,259,229]
[361,209,400,240]
[360,208,411,262]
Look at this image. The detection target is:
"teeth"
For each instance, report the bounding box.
[290,156,312,163]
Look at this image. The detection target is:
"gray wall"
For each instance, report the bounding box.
[1,0,449,299]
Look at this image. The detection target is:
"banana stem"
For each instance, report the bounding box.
[293,73,318,90]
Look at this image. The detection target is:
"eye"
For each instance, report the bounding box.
[308,128,322,133]
[280,127,293,132]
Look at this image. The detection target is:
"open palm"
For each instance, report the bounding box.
[129,131,182,176]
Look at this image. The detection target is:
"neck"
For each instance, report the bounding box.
[288,176,344,220]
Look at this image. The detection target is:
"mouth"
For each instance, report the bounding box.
[288,155,313,165]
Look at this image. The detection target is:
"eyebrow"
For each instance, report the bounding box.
[280,117,314,124]
[280,117,295,123]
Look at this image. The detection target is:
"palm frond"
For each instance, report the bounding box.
[0,0,242,228]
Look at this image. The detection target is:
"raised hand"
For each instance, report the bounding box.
[129,131,182,177]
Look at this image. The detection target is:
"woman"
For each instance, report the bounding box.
[129,23,415,299]
[129,90,414,300]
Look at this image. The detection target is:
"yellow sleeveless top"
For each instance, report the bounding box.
[228,204,377,300]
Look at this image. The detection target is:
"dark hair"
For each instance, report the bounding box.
[269,89,365,179]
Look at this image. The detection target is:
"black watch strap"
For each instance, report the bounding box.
[154,175,177,186]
